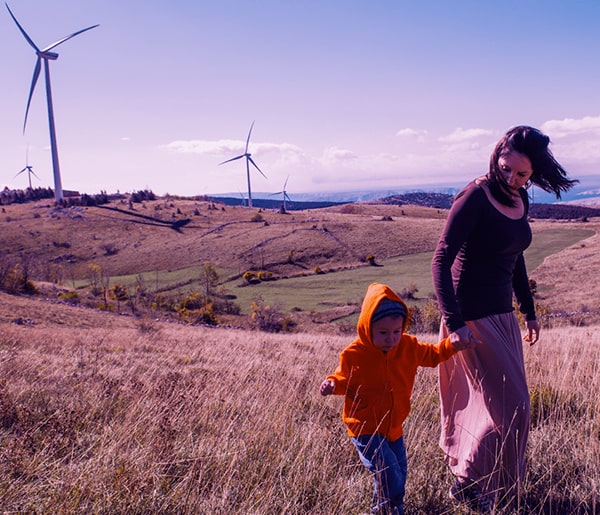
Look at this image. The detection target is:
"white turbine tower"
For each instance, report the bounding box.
[14,146,40,190]
[219,121,267,208]
[270,175,292,212]
[6,3,99,203]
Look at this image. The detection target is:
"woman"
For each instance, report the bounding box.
[431,126,577,512]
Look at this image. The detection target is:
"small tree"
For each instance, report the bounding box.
[88,263,102,295]
[111,284,129,314]
[401,283,419,300]
[199,262,219,297]
[250,296,285,332]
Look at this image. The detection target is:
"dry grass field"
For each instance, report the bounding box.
[0,291,598,514]
[1,197,600,513]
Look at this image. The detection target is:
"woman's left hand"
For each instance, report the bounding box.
[524,320,540,345]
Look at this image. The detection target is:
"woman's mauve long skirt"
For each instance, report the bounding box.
[438,312,530,500]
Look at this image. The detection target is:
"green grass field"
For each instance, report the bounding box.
[220,227,594,314]
[92,227,593,315]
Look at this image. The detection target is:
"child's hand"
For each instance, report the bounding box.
[450,326,481,350]
[320,379,335,396]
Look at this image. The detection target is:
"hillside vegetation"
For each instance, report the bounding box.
[0,294,598,513]
[1,196,599,329]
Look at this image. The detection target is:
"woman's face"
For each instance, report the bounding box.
[498,151,533,192]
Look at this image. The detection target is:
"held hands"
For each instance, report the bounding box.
[449,325,481,351]
[523,319,540,345]
[320,379,335,396]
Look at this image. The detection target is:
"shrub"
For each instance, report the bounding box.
[100,243,119,256]
[212,297,241,316]
[400,283,419,300]
[250,297,287,332]
[0,261,37,295]
[407,299,441,334]
[257,271,274,281]
[243,271,259,284]
[193,302,218,326]
[151,293,179,313]
[59,290,80,305]
[250,213,264,223]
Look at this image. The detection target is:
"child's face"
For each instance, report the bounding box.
[371,315,404,352]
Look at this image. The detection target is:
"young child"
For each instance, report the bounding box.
[320,282,473,515]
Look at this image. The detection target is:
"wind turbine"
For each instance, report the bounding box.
[219,121,267,208]
[15,146,40,190]
[270,175,292,212]
[6,3,99,204]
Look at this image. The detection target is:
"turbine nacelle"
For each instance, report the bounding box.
[39,51,59,60]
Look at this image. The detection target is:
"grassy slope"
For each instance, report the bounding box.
[0,295,598,513]
[1,198,599,322]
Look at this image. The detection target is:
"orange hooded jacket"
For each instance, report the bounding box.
[327,282,456,441]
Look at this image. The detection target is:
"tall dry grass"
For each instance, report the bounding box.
[0,319,598,514]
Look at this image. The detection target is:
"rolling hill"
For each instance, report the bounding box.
[1,194,599,329]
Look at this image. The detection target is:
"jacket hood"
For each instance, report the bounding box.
[356,283,409,348]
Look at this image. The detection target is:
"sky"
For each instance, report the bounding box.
[1,0,600,199]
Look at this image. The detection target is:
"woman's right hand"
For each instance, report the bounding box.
[450,325,481,350]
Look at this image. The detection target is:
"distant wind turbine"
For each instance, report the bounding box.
[14,146,40,190]
[270,175,292,212]
[6,3,99,204]
[219,121,267,208]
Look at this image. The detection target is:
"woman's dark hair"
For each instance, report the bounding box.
[488,125,579,206]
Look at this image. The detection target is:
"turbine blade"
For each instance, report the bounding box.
[245,120,255,153]
[15,168,27,177]
[5,3,40,51]
[248,156,267,179]
[284,193,292,202]
[219,154,244,165]
[283,175,289,189]
[30,169,40,179]
[43,24,100,52]
[23,57,42,132]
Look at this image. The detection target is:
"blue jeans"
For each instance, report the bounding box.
[351,434,407,515]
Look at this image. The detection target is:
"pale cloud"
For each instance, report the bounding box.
[541,115,600,138]
[161,139,304,159]
[540,115,600,169]
[320,146,358,164]
[439,127,494,143]
[396,128,428,142]
[162,139,241,155]
[435,128,496,165]
[253,142,305,158]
